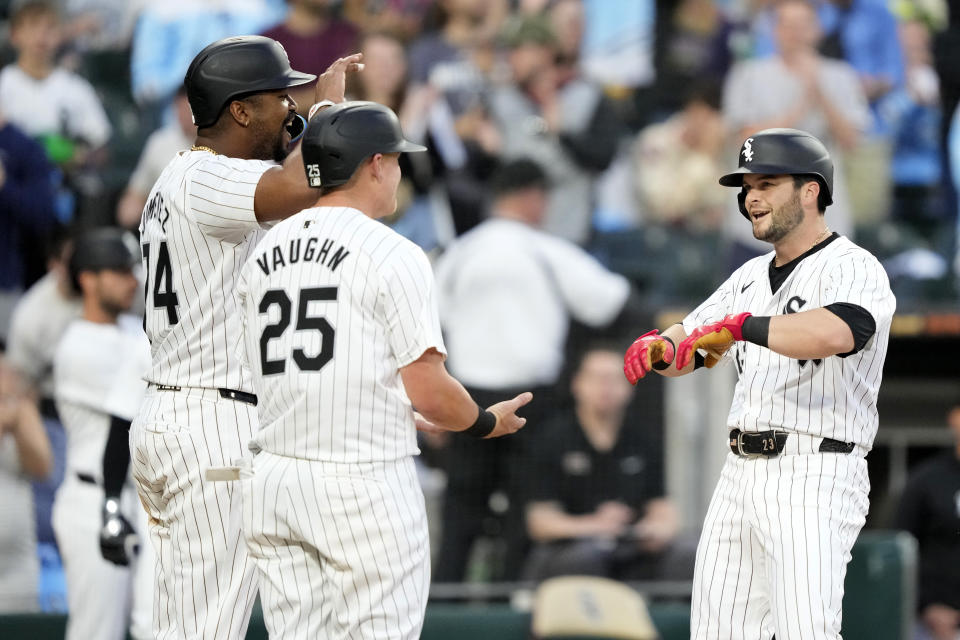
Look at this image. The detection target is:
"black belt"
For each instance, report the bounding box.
[151,384,258,406]
[729,429,855,458]
[76,472,98,485]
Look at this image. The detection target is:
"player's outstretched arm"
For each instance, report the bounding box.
[623,323,695,384]
[400,348,531,439]
[675,308,855,369]
[253,54,365,223]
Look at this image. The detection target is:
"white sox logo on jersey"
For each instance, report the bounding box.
[742,138,755,163]
[782,296,822,367]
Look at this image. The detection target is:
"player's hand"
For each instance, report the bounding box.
[675,313,751,370]
[100,498,139,566]
[413,411,445,435]
[313,53,364,105]
[623,330,675,384]
[485,391,533,439]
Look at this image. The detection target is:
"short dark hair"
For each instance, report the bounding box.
[792,174,830,213]
[10,0,58,29]
[489,158,550,197]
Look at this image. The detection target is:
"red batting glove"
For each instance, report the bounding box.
[675,312,752,370]
[623,330,675,384]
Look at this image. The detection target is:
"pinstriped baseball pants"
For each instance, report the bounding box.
[242,451,430,639]
[691,452,870,640]
[130,387,260,640]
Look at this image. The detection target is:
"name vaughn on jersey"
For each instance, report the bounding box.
[254,233,351,276]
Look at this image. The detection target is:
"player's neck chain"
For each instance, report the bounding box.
[809,226,831,252]
[191,145,220,155]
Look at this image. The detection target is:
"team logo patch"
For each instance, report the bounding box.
[742,138,754,163]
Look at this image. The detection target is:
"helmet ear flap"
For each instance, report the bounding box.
[738,187,749,219]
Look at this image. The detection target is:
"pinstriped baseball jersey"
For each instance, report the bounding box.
[52,315,154,640]
[236,205,446,463]
[139,149,274,391]
[683,234,896,449]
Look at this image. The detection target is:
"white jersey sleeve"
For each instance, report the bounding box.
[379,247,447,367]
[537,234,630,327]
[54,318,150,478]
[821,247,897,328]
[186,155,269,243]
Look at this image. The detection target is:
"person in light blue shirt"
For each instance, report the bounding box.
[130,0,286,125]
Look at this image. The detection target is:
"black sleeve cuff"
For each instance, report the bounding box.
[824,302,876,357]
[102,415,132,498]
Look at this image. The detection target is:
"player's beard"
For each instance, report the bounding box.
[754,190,804,243]
[250,118,291,163]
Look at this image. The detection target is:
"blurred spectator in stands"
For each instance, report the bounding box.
[6,229,79,561]
[260,0,358,116]
[58,0,147,54]
[432,159,632,582]
[0,109,58,339]
[0,352,52,613]
[882,18,945,244]
[578,0,656,129]
[342,0,434,43]
[346,31,439,249]
[632,81,728,231]
[722,0,870,264]
[950,102,960,279]
[523,345,688,583]
[115,87,193,230]
[0,0,112,226]
[489,13,623,244]
[406,0,507,236]
[751,0,905,226]
[653,0,735,116]
[933,0,960,156]
[895,399,960,640]
[130,0,284,127]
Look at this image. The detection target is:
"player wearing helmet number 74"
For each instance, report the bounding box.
[625,128,895,640]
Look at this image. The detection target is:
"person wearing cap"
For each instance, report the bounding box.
[234,101,531,639]
[51,227,153,640]
[432,157,632,582]
[622,128,895,640]
[128,36,361,640]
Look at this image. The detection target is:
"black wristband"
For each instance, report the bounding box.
[651,335,676,371]
[741,315,771,348]
[462,404,497,438]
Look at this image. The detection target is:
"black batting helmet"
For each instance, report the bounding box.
[301,101,427,188]
[184,36,316,129]
[719,128,833,219]
[69,228,140,293]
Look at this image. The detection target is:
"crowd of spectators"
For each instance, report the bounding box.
[0,0,958,628]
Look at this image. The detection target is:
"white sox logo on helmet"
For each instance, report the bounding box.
[742,138,754,163]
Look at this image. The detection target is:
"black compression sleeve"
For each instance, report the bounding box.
[824,302,876,357]
[102,415,132,499]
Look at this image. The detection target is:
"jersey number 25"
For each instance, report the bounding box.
[258,287,337,375]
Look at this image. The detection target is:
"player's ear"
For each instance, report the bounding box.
[228,99,252,128]
[369,153,384,182]
[801,179,820,208]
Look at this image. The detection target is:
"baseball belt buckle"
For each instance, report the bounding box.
[731,429,783,458]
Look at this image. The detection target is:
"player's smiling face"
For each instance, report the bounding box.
[741,174,804,244]
[246,89,298,163]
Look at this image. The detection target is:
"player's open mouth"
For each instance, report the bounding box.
[750,210,770,221]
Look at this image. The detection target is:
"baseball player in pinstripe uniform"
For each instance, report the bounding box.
[129,36,362,640]
[235,101,531,640]
[52,228,153,640]
[623,128,896,640]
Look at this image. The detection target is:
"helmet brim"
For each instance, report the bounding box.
[393,139,427,153]
[277,70,317,88]
[718,164,797,187]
